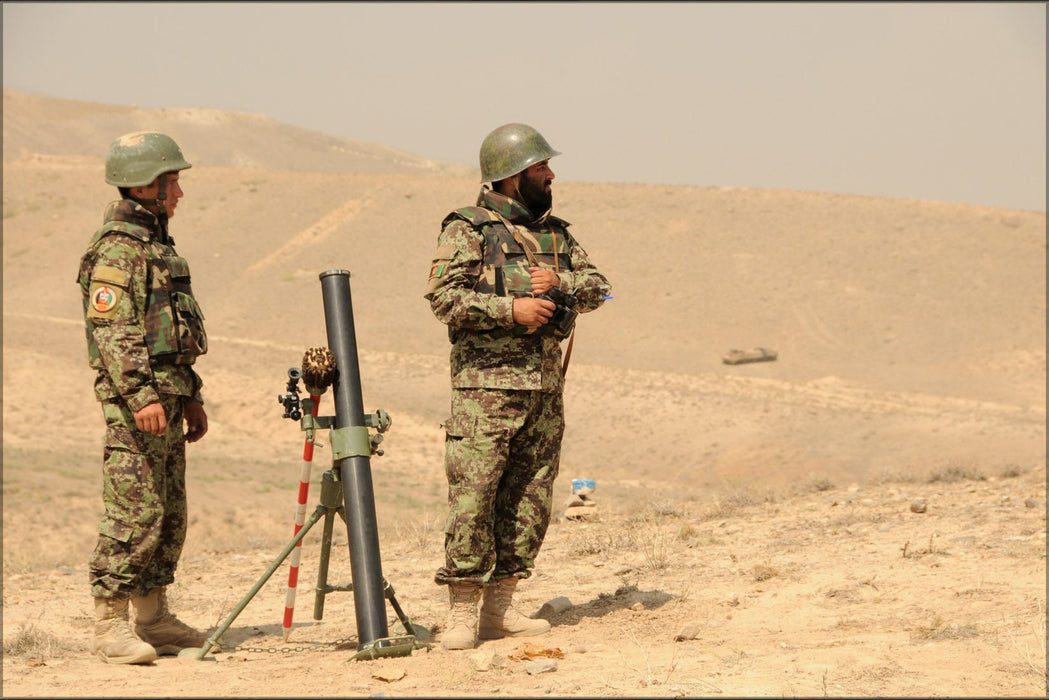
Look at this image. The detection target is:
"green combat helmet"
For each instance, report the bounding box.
[479,123,560,183]
[105,131,192,187]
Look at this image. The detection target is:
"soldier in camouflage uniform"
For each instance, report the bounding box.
[78,132,210,664]
[425,123,611,650]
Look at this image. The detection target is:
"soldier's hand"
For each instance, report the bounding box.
[513,297,555,327]
[134,402,168,436]
[183,399,209,443]
[528,267,560,296]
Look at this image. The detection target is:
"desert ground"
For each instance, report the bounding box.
[2,89,1046,697]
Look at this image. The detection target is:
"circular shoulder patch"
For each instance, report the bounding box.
[91,285,118,313]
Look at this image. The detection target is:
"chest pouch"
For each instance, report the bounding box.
[496,257,534,296]
[145,254,208,362]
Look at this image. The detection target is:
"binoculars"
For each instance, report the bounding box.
[536,286,578,337]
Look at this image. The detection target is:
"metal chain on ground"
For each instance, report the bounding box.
[224,634,359,655]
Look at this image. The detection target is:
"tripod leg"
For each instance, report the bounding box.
[312,503,342,620]
[312,468,346,621]
[187,503,327,660]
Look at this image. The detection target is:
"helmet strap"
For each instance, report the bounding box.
[128,174,170,238]
[494,173,521,201]
[154,174,169,228]
[509,175,533,214]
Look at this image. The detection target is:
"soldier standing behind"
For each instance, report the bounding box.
[78,132,210,664]
[425,123,611,650]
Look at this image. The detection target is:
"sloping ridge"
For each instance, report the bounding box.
[2,88,475,177]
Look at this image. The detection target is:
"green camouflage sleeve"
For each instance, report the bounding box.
[87,238,161,412]
[558,231,610,313]
[425,218,516,331]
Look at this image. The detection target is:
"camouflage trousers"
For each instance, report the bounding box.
[434,387,565,585]
[89,394,188,599]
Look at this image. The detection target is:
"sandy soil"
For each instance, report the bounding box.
[2,90,1045,697]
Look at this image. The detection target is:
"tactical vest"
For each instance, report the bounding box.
[82,220,208,367]
[445,205,573,339]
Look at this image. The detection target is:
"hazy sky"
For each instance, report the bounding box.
[4,2,1046,211]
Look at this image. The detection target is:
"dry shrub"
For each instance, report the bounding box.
[805,475,835,493]
[677,521,699,540]
[639,531,670,571]
[676,522,722,548]
[998,464,1024,479]
[566,528,616,557]
[751,563,779,582]
[3,624,79,659]
[381,510,444,554]
[701,488,766,520]
[623,499,687,526]
[911,615,979,640]
[648,500,685,519]
[927,464,987,483]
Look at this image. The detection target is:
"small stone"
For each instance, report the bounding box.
[524,659,558,675]
[564,505,598,521]
[674,623,702,641]
[1024,498,1039,509]
[537,596,573,617]
[469,651,494,671]
[910,500,927,513]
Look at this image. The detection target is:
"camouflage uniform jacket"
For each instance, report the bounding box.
[426,188,609,392]
[78,199,207,412]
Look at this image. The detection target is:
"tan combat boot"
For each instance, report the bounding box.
[441,581,482,650]
[478,577,551,640]
[132,587,208,655]
[91,596,157,664]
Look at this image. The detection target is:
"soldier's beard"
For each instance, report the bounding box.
[518,177,553,215]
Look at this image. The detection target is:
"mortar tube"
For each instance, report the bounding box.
[318,269,389,649]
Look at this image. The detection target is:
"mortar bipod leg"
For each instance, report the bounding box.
[184,502,328,661]
[382,578,428,644]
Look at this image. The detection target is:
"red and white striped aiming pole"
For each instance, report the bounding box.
[281,347,336,642]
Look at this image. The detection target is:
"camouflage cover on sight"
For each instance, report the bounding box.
[425,188,609,392]
[78,199,206,412]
